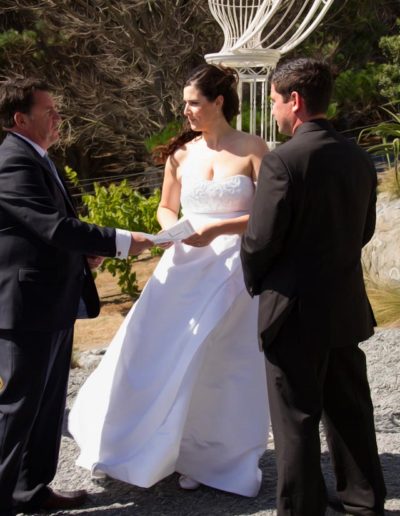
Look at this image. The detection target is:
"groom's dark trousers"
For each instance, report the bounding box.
[241,120,386,516]
[265,310,385,516]
[0,133,117,511]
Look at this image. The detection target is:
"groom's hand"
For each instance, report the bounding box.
[129,232,153,256]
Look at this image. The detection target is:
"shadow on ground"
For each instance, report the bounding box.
[53,449,400,516]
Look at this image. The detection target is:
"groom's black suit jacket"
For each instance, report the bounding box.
[241,119,376,350]
[0,132,117,331]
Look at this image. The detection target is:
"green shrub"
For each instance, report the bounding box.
[379,20,400,103]
[0,29,37,48]
[65,167,161,297]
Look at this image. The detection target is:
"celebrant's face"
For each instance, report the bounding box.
[17,90,61,150]
[183,84,223,132]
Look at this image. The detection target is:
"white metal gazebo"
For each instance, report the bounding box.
[205,0,334,145]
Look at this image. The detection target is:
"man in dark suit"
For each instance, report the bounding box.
[241,59,386,516]
[0,78,152,515]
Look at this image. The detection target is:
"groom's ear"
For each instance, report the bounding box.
[290,91,303,114]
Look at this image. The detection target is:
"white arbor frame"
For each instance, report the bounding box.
[205,0,334,145]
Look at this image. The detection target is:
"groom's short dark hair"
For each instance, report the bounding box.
[272,58,333,115]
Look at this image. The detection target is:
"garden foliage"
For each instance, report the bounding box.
[378,21,400,103]
[65,166,161,297]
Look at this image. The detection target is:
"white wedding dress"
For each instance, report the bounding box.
[69,172,270,497]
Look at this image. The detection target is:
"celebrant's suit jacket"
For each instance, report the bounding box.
[0,132,117,331]
[241,119,377,350]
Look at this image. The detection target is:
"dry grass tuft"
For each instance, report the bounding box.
[377,167,400,199]
[366,279,400,327]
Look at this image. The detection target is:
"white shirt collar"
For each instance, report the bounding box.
[10,131,47,158]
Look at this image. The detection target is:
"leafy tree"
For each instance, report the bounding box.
[379,20,400,103]
[294,0,400,128]
[0,0,219,177]
[299,0,400,67]
[332,65,382,130]
[1,0,400,177]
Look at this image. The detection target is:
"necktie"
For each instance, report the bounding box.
[44,154,67,194]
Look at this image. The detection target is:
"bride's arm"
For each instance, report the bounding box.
[183,215,250,247]
[157,156,181,230]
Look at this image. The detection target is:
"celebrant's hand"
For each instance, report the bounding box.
[129,232,153,255]
[86,255,104,269]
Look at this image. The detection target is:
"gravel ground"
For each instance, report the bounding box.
[43,328,399,515]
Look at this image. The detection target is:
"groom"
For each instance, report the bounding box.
[241,58,386,515]
[0,77,152,515]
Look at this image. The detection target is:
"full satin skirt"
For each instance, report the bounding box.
[69,226,269,497]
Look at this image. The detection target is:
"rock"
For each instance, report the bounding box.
[76,348,107,369]
[363,193,400,286]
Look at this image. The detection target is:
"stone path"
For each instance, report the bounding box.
[45,329,400,515]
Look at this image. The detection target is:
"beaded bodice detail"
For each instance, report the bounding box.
[180,174,255,215]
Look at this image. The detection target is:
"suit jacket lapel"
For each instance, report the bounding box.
[7,134,78,215]
[40,155,78,215]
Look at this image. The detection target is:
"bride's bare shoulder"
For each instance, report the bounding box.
[172,137,201,164]
[167,138,201,178]
[233,131,269,156]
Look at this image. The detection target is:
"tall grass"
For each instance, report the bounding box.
[359,104,400,198]
[366,279,400,327]
[377,166,400,199]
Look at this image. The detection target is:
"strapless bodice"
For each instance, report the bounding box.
[180,174,255,215]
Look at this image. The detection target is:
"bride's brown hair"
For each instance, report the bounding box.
[153,64,239,164]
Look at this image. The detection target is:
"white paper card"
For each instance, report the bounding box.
[140,219,195,244]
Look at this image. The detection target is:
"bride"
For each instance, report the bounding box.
[69,63,270,497]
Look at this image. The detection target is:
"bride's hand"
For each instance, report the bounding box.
[182,224,219,247]
[158,241,173,249]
